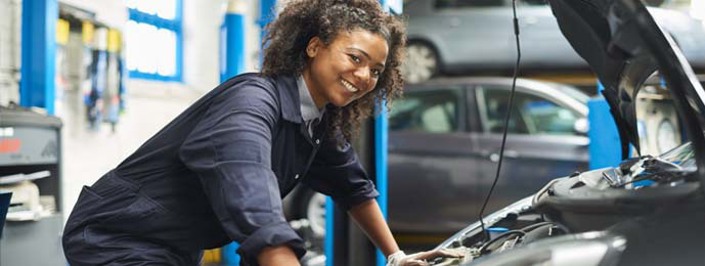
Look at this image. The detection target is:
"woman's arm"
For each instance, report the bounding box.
[348,199,465,266]
[348,199,400,257]
[179,79,305,264]
[258,245,301,266]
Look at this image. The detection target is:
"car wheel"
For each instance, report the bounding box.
[297,190,327,238]
[403,42,439,84]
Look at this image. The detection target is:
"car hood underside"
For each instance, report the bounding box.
[547,0,705,187]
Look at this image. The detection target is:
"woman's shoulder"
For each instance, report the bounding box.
[222,73,298,93]
[213,73,296,111]
[221,72,276,90]
[216,73,274,97]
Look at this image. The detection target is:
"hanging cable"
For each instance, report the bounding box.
[478,0,522,242]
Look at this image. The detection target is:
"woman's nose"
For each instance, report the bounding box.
[353,66,370,84]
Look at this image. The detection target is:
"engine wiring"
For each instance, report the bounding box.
[476,221,570,255]
[608,156,693,188]
[478,230,525,254]
[478,0,522,241]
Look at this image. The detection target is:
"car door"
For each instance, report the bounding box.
[387,84,478,234]
[469,84,589,215]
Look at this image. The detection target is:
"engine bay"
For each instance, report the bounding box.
[431,141,703,265]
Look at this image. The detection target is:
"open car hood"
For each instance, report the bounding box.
[547,0,705,188]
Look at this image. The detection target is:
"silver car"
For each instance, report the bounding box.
[402,0,705,83]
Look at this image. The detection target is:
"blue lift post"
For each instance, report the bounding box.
[220,0,247,264]
[373,104,389,266]
[588,82,622,169]
[20,0,58,115]
[373,2,401,266]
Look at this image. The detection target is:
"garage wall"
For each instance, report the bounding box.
[59,0,128,28]
[61,0,263,95]
[55,0,264,220]
[183,0,263,93]
[0,0,21,106]
[1,0,263,103]
[692,0,705,21]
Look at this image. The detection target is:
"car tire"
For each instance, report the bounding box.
[294,189,327,239]
[403,42,439,84]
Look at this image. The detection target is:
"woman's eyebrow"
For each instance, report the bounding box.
[349,47,386,69]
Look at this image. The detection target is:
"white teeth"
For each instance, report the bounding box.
[341,79,359,93]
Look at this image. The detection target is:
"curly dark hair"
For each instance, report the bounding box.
[261,0,406,143]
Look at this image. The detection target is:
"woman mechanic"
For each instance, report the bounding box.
[62,0,461,265]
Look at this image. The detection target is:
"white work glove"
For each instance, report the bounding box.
[386,249,465,266]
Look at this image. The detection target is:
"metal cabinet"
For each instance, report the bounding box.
[0,104,64,265]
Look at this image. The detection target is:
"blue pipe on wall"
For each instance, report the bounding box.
[20,0,58,114]
[257,0,277,54]
[220,0,247,82]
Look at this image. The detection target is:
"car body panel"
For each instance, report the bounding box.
[548,0,705,188]
[405,0,583,70]
[403,0,705,75]
[387,77,589,234]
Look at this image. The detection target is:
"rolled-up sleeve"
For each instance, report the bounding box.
[178,81,304,264]
[304,132,379,210]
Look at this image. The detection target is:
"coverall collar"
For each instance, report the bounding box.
[275,75,304,123]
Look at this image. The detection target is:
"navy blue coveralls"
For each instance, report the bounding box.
[62,73,379,265]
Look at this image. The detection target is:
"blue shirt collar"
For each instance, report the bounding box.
[297,75,325,123]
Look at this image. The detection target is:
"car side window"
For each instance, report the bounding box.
[479,87,580,135]
[389,89,460,133]
[479,88,529,134]
[435,0,505,8]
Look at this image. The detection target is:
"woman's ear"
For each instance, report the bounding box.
[306,37,322,58]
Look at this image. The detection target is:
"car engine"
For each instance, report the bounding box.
[431,142,704,265]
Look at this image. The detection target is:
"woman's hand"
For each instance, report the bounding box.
[387,249,465,266]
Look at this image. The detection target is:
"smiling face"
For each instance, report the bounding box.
[303,28,389,109]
